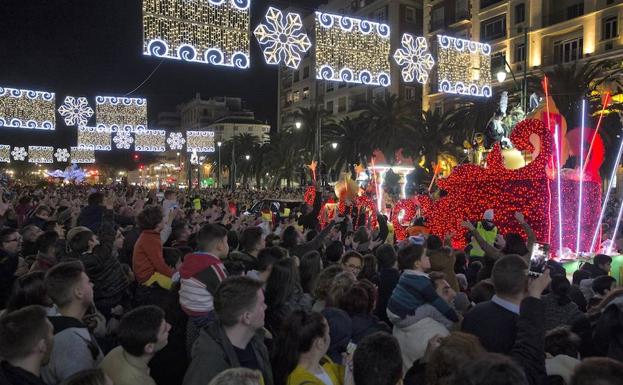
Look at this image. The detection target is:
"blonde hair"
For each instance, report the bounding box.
[208,368,262,385]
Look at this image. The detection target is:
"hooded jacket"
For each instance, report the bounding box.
[182,321,273,385]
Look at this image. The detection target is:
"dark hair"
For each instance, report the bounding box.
[36,231,58,255]
[397,244,425,270]
[426,235,443,250]
[572,269,590,285]
[239,227,263,252]
[375,244,397,269]
[0,227,18,244]
[593,254,613,269]
[137,205,164,230]
[570,357,623,385]
[281,226,298,249]
[69,229,94,254]
[61,368,109,385]
[227,230,239,251]
[326,271,356,307]
[353,332,403,385]
[45,260,85,307]
[87,192,104,206]
[429,271,447,287]
[550,275,572,306]
[305,230,318,243]
[300,250,323,294]
[0,305,49,360]
[314,265,344,301]
[265,233,281,247]
[325,241,344,264]
[197,224,228,251]
[118,305,165,356]
[426,332,485,385]
[271,311,327,385]
[341,250,363,266]
[214,276,264,327]
[6,271,51,312]
[359,254,377,281]
[338,280,376,315]
[592,275,617,296]
[470,279,495,304]
[164,190,176,199]
[451,352,528,385]
[502,233,529,256]
[257,246,286,272]
[545,326,581,358]
[491,255,528,297]
[265,258,300,311]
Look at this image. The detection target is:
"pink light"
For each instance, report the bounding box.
[584,92,611,174]
[607,199,623,255]
[576,100,586,253]
[553,124,563,254]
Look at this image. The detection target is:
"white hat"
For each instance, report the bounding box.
[483,209,494,221]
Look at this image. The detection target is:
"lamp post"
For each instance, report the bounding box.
[495,27,529,112]
[217,141,222,188]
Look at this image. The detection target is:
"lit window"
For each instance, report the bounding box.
[481,15,506,41]
[603,16,619,40]
[514,43,525,63]
[514,3,525,24]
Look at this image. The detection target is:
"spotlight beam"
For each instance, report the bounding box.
[576,100,586,253]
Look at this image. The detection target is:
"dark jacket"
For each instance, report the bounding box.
[0,249,18,309]
[593,296,623,362]
[75,209,127,301]
[375,267,400,325]
[289,221,336,259]
[462,300,518,354]
[78,205,106,233]
[0,361,46,385]
[226,250,258,274]
[580,262,608,279]
[541,293,584,331]
[511,297,547,385]
[350,313,390,344]
[25,215,47,230]
[182,321,273,385]
[298,191,322,231]
[266,289,313,334]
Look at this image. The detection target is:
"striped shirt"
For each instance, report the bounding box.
[179,252,227,317]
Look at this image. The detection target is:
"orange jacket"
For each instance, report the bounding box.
[132,230,173,284]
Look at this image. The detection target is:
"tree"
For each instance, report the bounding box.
[224,133,260,186]
[413,110,465,171]
[291,106,331,159]
[265,130,304,188]
[324,114,371,173]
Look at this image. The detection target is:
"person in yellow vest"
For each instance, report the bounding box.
[469,209,498,262]
[272,311,344,385]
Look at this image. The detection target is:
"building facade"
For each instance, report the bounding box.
[423,0,623,112]
[277,0,425,131]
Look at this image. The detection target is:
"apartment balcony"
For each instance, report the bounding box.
[430,20,445,32]
[450,10,471,27]
[543,3,584,27]
[480,0,505,10]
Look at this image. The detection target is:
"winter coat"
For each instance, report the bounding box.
[350,313,390,344]
[594,296,623,361]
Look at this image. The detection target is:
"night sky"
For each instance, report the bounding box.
[0,0,324,166]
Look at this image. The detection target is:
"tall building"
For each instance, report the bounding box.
[277,0,425,131]
[423,0,623,112]
[156,94,270,143]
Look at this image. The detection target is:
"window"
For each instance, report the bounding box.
[293,70,299,82]
[514,3,525,24]
[405,86,416,101]
[554,37,583,64]
[431,7,444,30]
[293,90,300,102]
[303,66,310,79]
[303,87,309,100]
[285,91,293,106]
[567,3,584,20]
[405,6,415,23]
[326,100,334,113]
[603,16,619,40]
[456,0,468,20]
[514,43,525,63]
[326,82,334,92]
[338,97,347,113]
[481,15,506,41]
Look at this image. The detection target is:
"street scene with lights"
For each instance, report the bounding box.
[1,1,623,385]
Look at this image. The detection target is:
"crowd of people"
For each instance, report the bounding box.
[0,183,622,385]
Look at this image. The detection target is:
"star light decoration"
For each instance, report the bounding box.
[0,87,55,130]
[393,34,434,84]
[113,130,134,150]
[11,147,27,161]
[57,96,94,127]
[54,148,70,162]
[254,7,312,69]
[167,132,186,150]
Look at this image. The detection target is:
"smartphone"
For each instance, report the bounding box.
[530,242,550,264]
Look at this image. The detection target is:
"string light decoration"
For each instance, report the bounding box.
[95,96,147,132]
[0,87,55,130]
[167,132,186,150]
[143,0,251,69]
[28,146,54,164]
[135,129,166,152]
[11,147,27,161]
[304,185,316,206]
[77,126,112,151]
[391,198,419,241]
[315,11,391,86]
[54,148,70,162]
[436,35,491,97]
[0,145,10,162]
[113,130,134,150]
[57,96,94,127]
[254,7,311,69]
[393,34,434,84]
[186,131,215,152]
[70,147,95,164]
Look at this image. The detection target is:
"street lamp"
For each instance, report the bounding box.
[295,121,302,129]
[331,142,338,150]
[217,141,222,188]
[496,70,507,83]
[245,154,250,160]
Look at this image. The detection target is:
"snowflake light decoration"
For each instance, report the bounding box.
[54,148,70,162]
[167,132,186,150]
[11,147,27,161]
[393,34,435,84]
[254,7,312,69]
[57,96,94,127]
[113,130,134,150]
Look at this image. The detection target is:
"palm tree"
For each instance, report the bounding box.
[291,106,331,159]
[265,130,304,188]
[224,133,260,186]
[362,93,414,164]
[413,110,466,171]
[324,114,371,173]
